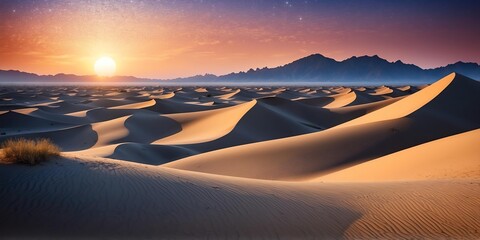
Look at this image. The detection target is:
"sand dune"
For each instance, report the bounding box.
[184,99,216,105]
[145,98,226,114]
[108,98,156,109]
[0,124,97,151]
[214,88,241,100]
[396,85,412,91]
[367,85,393,95]
[296,88,397,108]
[297,90,357,108]
[37,100,95,114]
[338,73,471,128]
[1,73,479,239]
[71,143,196,165]
[0,110,73,135]
[194,87,208,92]
[92,112,181,147]
[149,92,175,99]
[165,119,419,180]
[87,98,139,108]
[329,96,403,120]
[161,96,365,159]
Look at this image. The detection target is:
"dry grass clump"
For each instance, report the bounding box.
[0,138,60,165]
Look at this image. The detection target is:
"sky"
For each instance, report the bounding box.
[0,0,479,79]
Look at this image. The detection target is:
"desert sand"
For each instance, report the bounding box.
[0,72,479,239]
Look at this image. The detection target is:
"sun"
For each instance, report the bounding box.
[94,57,116,77]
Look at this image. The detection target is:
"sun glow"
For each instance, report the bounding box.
[94,57,116,77]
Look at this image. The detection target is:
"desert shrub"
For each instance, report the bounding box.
[0,138,60,165]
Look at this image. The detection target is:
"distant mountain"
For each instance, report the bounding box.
[1,54,479,84]
[0,70,149,83]
[173,54,480,83]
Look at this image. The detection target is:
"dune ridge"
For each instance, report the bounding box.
[154,100,256,145]
[337,72,456,128]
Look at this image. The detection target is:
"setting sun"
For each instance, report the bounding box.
[94,57,116,77]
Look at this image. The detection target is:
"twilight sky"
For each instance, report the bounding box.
[0,0,479,78]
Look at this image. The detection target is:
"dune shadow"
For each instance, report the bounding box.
[121,113,182,144]
[109,143,196,165]
[0,161,362,238]
[0,124,98,151]
[297,96,336,107]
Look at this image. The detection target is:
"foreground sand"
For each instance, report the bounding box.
[0,73,479,238]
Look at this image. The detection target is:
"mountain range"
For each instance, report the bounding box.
[1,54,479,84]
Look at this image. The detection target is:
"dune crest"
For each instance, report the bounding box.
[337,73,456,128]
[108,99,156,109]
[154,100,256,145]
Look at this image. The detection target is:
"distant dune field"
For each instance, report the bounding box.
[0,73,479,239]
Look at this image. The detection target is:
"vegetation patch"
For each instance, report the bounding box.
[0,138,60,165]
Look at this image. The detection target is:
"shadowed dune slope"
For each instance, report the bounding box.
[91,112,181,147]
[74,98,347,164]
[145,98,227,114]
[28,108,91,125]
[36,101,94,114]
[78,94,391,164]
[338,73,477,128]
[5,84,399,164]
[108,99,156,109]
[109,143,197,165]
[0,110,73,135]
[0,124,98,151]
[329,96,404,121]
[71,143,197,165]
[296,91,356,108]
[168,97,347,153]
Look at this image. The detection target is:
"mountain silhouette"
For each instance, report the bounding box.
[169,54,480,83]
[0,70,149,83]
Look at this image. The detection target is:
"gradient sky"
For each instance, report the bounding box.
[1,0,479,78]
